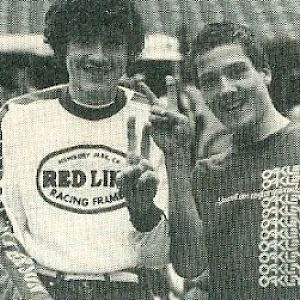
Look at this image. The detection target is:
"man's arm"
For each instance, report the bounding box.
[0,106,53,300]
[116,118,170,269]
[0,200,53,300]
[148,79,208,278]
[164,150,208,278]
[118,77,208,276]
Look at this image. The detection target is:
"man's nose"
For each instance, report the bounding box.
[219,76,236,94]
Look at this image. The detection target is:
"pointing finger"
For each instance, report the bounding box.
[136,81,159,106]
[184,85,203,114]
[178,92,193,115]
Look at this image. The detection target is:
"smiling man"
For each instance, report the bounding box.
[190,23,296,300]
[0,1,169,299]
[144,22,300,299]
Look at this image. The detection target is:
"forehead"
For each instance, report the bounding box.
[67,38,127,55]
[195,43,253,73]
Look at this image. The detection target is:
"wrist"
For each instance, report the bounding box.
[166,147,191,159]
[165,150,192,169]
[128,204,163,232]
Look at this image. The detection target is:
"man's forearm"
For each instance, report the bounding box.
[165,152,208,278]
[0,203,53,300]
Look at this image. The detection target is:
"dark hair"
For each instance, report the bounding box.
[44,0,144,60]
[266,38,300,115]
[191,22,269,71]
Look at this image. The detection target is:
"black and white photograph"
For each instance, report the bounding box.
[0,1,300,299]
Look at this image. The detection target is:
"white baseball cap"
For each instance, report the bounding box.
[139,33,183,61]
[0,34,53,56]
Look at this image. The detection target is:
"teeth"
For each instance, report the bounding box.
[223,99,244,111]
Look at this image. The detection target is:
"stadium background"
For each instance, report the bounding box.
[0,0,300,39]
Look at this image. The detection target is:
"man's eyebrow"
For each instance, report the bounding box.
[223,61,249,73]
[76,54,104,61]
[200,60,248,74]
[198,69,219,78]
[225,61,248,68]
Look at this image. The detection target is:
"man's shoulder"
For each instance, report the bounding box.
[0,84,68,121]
[275,121,300,150]
[5,84,68,105]
[283,121,300,137]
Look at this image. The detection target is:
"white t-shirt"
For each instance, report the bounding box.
[1,85,169,274]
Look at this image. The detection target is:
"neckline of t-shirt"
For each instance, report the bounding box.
[58,88,127,121]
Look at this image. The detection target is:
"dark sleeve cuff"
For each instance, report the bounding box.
[128,204,164,232]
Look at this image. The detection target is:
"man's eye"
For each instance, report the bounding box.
[199,73,219,89]
[81,64,94,71]
[226,63,248,79]
[81,64,104,71]
[81,61,114,73]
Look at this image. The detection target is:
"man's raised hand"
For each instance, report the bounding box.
[116,117,162,232]
[139,75,195,157]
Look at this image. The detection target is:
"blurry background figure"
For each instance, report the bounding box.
[0,34,68,107]
[266,38,300,122]
[135,33,183,99]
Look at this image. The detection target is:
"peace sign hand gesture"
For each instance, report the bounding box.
[146,76,195,158]
[116,117,162,232]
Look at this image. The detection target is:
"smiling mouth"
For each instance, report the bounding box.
[220,97,246,112]
[82,66,112,76]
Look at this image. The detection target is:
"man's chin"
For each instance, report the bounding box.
[75,88,116,106]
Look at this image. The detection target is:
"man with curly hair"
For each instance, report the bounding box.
[0,0,169,299]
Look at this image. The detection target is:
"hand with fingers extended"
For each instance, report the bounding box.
[127,75,196,157]
[116,116,163,232]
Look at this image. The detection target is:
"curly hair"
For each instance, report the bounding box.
[44,0,144,59]
[191,22,269,71]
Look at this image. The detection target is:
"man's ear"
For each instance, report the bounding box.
[261,68,272,85]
